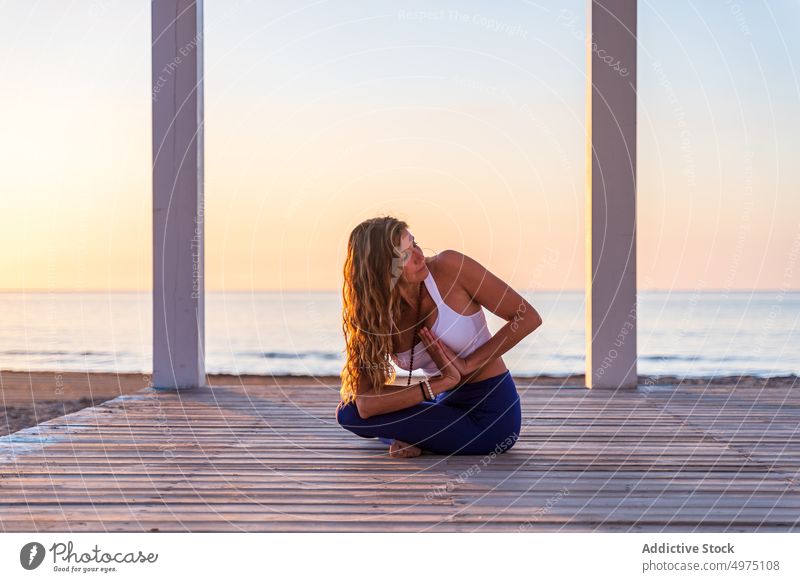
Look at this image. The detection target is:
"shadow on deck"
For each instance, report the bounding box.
[1,378,799,532]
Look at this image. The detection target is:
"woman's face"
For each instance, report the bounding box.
[398,229,427,282]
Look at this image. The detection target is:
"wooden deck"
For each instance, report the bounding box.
[1,378,799,532]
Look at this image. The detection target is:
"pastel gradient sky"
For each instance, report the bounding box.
[1,0,798,292]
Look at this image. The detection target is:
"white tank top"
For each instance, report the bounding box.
[391,270,492,375]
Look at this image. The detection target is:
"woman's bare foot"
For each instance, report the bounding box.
[389,439,422,458]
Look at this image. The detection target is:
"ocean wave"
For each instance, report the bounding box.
[0,349,119,357]
[642,354,744,362]
[235,350,342,360]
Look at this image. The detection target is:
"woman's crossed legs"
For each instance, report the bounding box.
[335,371,521,456]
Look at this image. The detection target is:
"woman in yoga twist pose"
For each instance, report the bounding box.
[336,216,542,458]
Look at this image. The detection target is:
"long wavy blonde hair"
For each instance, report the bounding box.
[340,216,411,405]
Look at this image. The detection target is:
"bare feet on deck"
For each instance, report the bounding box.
[389,440,422,458]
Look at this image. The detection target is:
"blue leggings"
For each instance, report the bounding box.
[335,370,521,455]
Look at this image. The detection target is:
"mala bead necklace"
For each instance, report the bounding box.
[405,280,424,387]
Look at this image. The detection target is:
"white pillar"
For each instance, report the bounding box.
[586,0,637,389]
[151,0,205,390]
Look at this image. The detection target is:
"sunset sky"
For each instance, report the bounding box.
[1,0,798,292]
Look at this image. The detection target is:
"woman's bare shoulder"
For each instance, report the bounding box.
[428,250,466,282]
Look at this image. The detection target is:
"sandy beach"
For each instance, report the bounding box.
[0,369,795,438]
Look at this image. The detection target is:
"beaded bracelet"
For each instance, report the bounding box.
[422,377,435,401]
[418,381,429,401]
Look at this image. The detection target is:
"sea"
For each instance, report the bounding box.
[0,291,797,378]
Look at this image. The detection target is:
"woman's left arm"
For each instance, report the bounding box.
[440,250,543,375]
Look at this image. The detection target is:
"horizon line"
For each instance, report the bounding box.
[1,288,798,294]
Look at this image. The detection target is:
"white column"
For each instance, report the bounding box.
[151,0,205,390]
[586,0,637,389]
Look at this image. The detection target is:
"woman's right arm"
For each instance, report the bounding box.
[354,336,462,419]
[354,372,458,419]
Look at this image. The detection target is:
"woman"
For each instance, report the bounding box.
[336,216,543,458]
